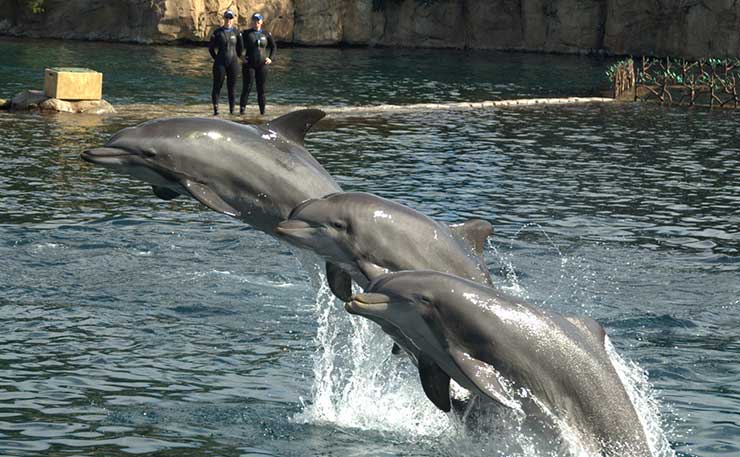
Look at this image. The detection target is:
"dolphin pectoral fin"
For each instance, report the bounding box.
[565,316,606,346]
[450,348,519,410]
[152,186,180,201]
[448,218,493,256]
[418,353,452,412]
[265,109,326,146]
[326,262,353,302]
[182,180,241,218]
[391,342,402,355]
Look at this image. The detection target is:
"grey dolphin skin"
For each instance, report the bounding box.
[347,270,652,457]
[274,192,493,301]
[80,109,342,237]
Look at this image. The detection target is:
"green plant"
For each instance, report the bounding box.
[25,0,45,14]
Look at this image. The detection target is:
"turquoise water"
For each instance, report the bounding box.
[1,37,739,456]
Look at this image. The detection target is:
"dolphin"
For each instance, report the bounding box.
[80,109,342,237]
[347,270,652,457]
[274,192,494,302]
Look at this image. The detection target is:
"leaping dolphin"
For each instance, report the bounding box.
[80,109,342,237]
[274,192,493,301]
[347,270,652,457]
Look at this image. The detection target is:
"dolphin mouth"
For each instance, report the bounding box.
[346,292,390,315]
[275,220,313,239]
[81,147,134,164]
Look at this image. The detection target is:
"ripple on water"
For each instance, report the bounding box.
[1,39,739,456]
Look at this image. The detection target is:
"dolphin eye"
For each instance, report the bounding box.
[332,220,346,230]
[143,149,157,158]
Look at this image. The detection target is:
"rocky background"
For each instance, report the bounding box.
[0,0,739,58]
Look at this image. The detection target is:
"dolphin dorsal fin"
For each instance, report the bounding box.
[418,353,452,412]
[448,218,493,257]
[565,316,607,347]
[450,348,520,410]
[266,109,326,146]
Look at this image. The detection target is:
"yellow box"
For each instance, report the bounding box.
[43,67,103,100]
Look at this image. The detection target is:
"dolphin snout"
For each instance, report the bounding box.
[80,147,132,164]
[275,219,312,236]
[347,293,390,315]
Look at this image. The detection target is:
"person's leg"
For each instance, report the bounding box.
[255,65,268,115]
[240,64,253,114]
[226,61,239,114]
[212,63,226,115]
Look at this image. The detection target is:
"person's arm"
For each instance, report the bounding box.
[266,32,276,61]
[208,29,218,60]
[236,30,244,59]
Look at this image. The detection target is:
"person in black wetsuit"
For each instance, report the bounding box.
[209,9,243,115]
[240,13,276,115]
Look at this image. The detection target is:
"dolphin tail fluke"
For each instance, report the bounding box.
[326,262,353,302]
[449,218,493,257]
[266,109,326,146]
[418,353,452,412]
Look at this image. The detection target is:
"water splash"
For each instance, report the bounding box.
[487,222,568,304]
[292,242,673,456]
[606,338,675,457]
[294,266,450,435]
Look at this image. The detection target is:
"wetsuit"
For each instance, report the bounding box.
[209,26,243,115]
[240,27,276,114]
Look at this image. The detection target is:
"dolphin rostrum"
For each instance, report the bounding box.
[81,109,342,237]
[274,192,493,301]
[347,270,652,457]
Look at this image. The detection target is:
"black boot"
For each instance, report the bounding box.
[213,105,219,116]
[239,106,245,115]
[229,104,235,115]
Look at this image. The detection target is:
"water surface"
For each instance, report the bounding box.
[0,38,738,457]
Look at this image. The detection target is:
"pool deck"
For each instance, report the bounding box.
[112,97,616,120]
[325,97,615,114]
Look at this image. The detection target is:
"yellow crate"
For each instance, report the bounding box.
[43,67,103,100]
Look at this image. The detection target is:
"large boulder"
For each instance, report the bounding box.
[9,90,115,113]
[604,0,740,58]
[39,98,116,114]
[10,90,49,110]
[293,0,343,45]
[0,0,738,56]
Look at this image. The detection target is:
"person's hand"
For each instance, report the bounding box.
[265,57,272,65]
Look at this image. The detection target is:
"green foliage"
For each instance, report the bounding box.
[605,57,633,79]
[608,56,740,87]
[25,0,45,14]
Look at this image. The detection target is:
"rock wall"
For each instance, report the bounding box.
[1,0,738,58]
